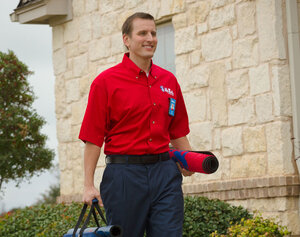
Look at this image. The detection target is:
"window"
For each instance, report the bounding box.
[153,22,176,75]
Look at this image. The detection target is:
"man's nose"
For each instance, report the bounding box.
[146,32,154,41]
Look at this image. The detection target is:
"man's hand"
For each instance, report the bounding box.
[176,162,195,177]
[83,186,103,206]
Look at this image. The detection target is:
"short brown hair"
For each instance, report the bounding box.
[122,12,155,36]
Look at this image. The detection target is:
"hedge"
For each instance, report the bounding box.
[0,196,267,237]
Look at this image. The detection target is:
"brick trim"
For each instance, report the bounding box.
[57,175,300,203]
[183,175,300,201]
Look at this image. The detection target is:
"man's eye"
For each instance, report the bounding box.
[152,32,157,37]
[139,31,147,35]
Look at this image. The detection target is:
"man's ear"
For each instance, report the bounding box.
[123,34,129,49]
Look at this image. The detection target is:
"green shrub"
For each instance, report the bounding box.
[0,196,251,237]
[0,202,105,237]
[210,212,291,237]
[183,196,252,237]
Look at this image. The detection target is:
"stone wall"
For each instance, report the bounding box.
[53,0,300,234]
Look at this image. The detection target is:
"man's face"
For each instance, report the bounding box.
[123,18,157,61]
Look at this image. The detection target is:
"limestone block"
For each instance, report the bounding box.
[101,13,118,36]
[113,0,124,10]
[172,13,187,30]
[53,48,67,75]
[60,170,74,196]
[197,23,208,35]
[66,42,79,58]
[57,119,72,143]
[55,95,71,120]
[79,16,92,43]
[243,126,266,153]
[190,50,201,66]
[85,0,98,12]
[226,69,249,100]
[209,63,227,127]
[213,128,221,150]
[66,78,80,103]
[255,93,273,123]
[89,37,111,61]
[159,0,185,18]
[80,76,93,97]
[185,90,206,123]
[236,1,256,38]
[228,97,255,125]
[52,25,64,51]
[189,122,213,150]
[249,63,270,96]
[175,54,189,89]
[111,33,125,56]
[91,14,102,39]
[281,211,300,235]
[174,25,196,55]
[72,0,85,17]
[58,143,72,171]
[232,37,258,69]
[71,124,82,143]
[271,65,292,116]
[99,0,114,13]
[72,156,84,193]
[256,0,286,61]
[187,2,209,25]
[67,141,82,161]
[73,53,88,78]
[183,64,209,91]
[230,153,267,178]
[209,4,235,30]
[211,0,234,9]
[231,25,238,40]
[222,126,243,156]
[71,99,86,126]
[266,121,295,175]
[202,29,232,62]
[249,197,290,212]
[64,20,79,43]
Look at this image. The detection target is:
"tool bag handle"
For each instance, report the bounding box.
[72,199,107,237]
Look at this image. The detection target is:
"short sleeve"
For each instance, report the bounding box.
[79,78,108,147]
[168,82,190,139]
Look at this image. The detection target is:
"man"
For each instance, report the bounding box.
[79,12,194,237]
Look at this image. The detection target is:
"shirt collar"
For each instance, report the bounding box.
[122,53,158,79]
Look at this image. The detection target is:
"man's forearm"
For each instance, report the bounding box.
[170,136,192,150]
[84,142,101,188]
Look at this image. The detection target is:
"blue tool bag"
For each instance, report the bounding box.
[63,199,122,237]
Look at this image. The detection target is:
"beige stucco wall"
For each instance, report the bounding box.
[52,0,300,234]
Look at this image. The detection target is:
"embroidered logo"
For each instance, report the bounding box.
[160,86,174,96]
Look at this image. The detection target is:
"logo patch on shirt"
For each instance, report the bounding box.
[169,98,176,116]
[160,86,174,96]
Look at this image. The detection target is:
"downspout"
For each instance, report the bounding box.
[286,1,300,175]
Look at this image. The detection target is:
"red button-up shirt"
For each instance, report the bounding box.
[79,53,190,155]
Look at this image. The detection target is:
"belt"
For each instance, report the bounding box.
[105,152,170,164]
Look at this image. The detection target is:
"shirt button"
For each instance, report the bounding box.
[149,138,152,142]
[136,76,138,79]
[149,85,151,88]
[152,121,155,124]
[153,102,156,106]
[154,76,157,79]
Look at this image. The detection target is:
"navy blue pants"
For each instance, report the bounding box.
[100,159,184,237]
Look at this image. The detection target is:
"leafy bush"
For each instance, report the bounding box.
[210,212,291,237]
[0,196,257,237]
[183,196,252,237]
[0,202,105,237]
